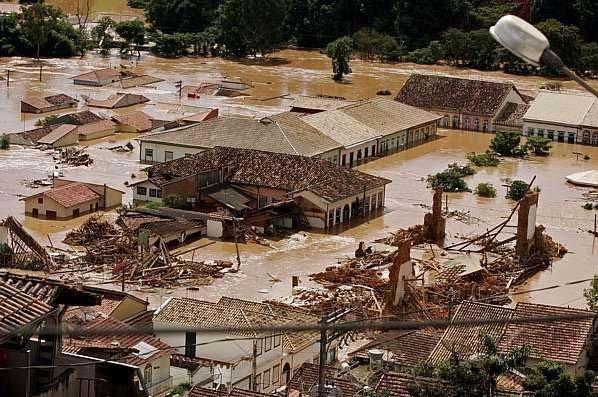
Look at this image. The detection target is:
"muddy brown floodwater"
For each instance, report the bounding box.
[0,49,597,310]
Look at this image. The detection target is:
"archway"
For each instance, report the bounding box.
[342,204,350,223]
[282,363,291,385]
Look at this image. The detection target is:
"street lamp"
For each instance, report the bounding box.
[490,15,598,98]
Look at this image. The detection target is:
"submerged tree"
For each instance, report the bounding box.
[0,134,9,150]
[525,135,552,156]
[490,131,528,157]
[115,20,145,57]
[326,36,353,81]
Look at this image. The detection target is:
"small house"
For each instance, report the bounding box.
[76,119,117,141]
[21,93,78,114]
[21,179,124,219]
[72,68,122,86]
[36,124,79,148]
[84,92,150,109]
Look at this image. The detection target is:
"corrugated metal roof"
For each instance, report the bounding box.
[523,91,596,126]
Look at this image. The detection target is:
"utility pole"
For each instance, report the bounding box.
[39,63,42,82]
[25,349,31,397]
[233,218,241,270]
[6,69,9,87]
[121,263,126,292]
[175,80,183,100]
[317,308,351,397]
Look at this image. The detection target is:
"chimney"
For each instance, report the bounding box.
[368,349,384,371]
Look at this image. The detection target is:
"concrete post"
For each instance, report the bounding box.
[423,187,446,243]
[516,191,540,261]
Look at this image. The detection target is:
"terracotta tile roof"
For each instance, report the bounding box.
[113,111,154,132]
[0,280,55,343]
[63,314,172,366]
[85,93,150,109]
[350,330,441,367]
[396,74,520,116]
[56,110,103,125]
[373,372,452,397]
[216,297,319,353]
[147,147,390,203]
[18,125,60,144]
[428,301,514,365]
[122,309,155,331]
[23,94,78,110]
[340,97,442,135]
[76,119,116,136]
[0,272,101,307]
[44,182,101,208]
[495,102,530,127]
[72,68,121,83]
[498,302,593,365]
[120,75,164,89]
[37,124,78,144]
[45,94,78,106]
[496,371,526,392]
[290,96,358,112]
[288,363,362,396]
[188,386,270,397]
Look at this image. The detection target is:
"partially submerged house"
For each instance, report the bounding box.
[396,74,527,132]
[131,147,391,229]
[77,119,117,140]
[84,92,150,109]
[154,297,324,393]
[119,74,164,89]
[113,111,155,133]
[21,179,124,219]
[137,97,440,167]
[523,90,598,145]
[21,93,78,114]
[36,124,79,148]
[72,68,122,86]
[290,95,359,114]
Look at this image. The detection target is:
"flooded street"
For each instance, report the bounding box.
[0,49,597,309]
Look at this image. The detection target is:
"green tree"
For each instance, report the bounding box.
[91,16,114,54]
[145,0,220,33]
[411,335,528,397]
[20,3,49,60]
[427,163,475,192]
[475,183,496,198]
[217,0,287,57]
[584,275,598,311]
[0,134,10,150]
[115,20,145,57]
[326,36,353,81]
[535,19,584,74]
[467,151,499,167]
[525,135,552,156]
[576,0,598,41]
[490,131,527,157]
[524,360,597,397]
[508,180,529,201]
[151,32,188,57]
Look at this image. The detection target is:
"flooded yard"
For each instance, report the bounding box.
[0,49,597,309]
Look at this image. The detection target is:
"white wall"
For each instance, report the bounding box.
[140,141,205,163]
[132,180,162,202]
[339,140,377,167]
[523,120,580,142]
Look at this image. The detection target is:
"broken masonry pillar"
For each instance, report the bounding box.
[516,191,539,261]
[388,239,414,306]
[423,187,446,244]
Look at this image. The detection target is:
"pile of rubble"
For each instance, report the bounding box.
[310,252,393,290]
[55,147,93,167]
[274,285,383,318]
[375,225,425,246]
[64,217,120,246]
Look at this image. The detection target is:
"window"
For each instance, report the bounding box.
[265,336,272,351]
[164,151,173,162]
[273,333,281,347]
[364,196,370,213]
[328,210,334,227]
[332,155,338,164]
[364,147,369,158]
[157,189,163,198]
[272,364,280,384]
[371,144,376,155]
[254,374,261,392]
[547,130,554,140]
[349,152,354,165]
[136,186,147,196]
[256,338,263,356]
[357,149,362,160]
[335,208,341,224]
[72,209,80,217]
[144,364,153,387]
[149,189,157,198]
[378,192,383,207]
[341,154,346,166]
[37,197,43,204]
[526,127,535,136]
[185,332,196,357]
[144,148,153,161]
[263,369,271,388]
[258,196,267,208]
